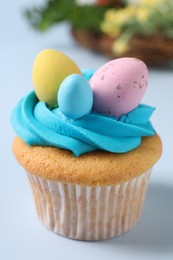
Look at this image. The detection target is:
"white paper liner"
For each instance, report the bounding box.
[27,169,151,240]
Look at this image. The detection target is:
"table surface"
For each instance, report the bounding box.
[0,1,173,259]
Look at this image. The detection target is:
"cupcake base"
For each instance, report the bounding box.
[27,169,151,240]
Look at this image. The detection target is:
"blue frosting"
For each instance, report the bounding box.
[11,90,155,156]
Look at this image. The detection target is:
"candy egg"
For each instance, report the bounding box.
[89,57,148,116]
[58,74,93,119]
[32,49,81,108]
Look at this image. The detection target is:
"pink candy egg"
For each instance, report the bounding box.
[89,58,148,116]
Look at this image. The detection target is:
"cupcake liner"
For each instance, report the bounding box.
[27,169,151,240]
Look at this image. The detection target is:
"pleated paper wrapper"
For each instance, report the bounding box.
[27,169,151,240]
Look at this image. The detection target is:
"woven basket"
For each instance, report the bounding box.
[72,29,173,66]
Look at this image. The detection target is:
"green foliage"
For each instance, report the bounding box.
[25,0,75,31]
[149,1,173,38]
[101,0,173,42]
[24,0,108,33]
[69,5,108,33]
[24,0,173,39]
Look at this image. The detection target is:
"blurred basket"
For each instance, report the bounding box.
[72,28,173,66]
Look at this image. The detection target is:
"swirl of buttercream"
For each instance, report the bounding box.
[11,90,155,156]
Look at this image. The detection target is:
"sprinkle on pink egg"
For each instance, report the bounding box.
[89,57,148,116]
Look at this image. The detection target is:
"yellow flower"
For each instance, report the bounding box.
[112,39,129,55]
[101,22,121,37]
[104,6,135,25]
[140,0,158,6]
[115,6,135,24]
[104,9,126,25]
[123,5,136,16]
[136,6,150,22]
[101,8,130,37]
[104,9,117,23]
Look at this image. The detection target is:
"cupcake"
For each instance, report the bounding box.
[11,49,162,240]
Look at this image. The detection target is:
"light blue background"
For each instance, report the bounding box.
[0,1,173,259]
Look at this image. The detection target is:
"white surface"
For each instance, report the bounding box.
[0,1,173,259]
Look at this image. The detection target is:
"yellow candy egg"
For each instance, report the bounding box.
[32,49,81,107]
